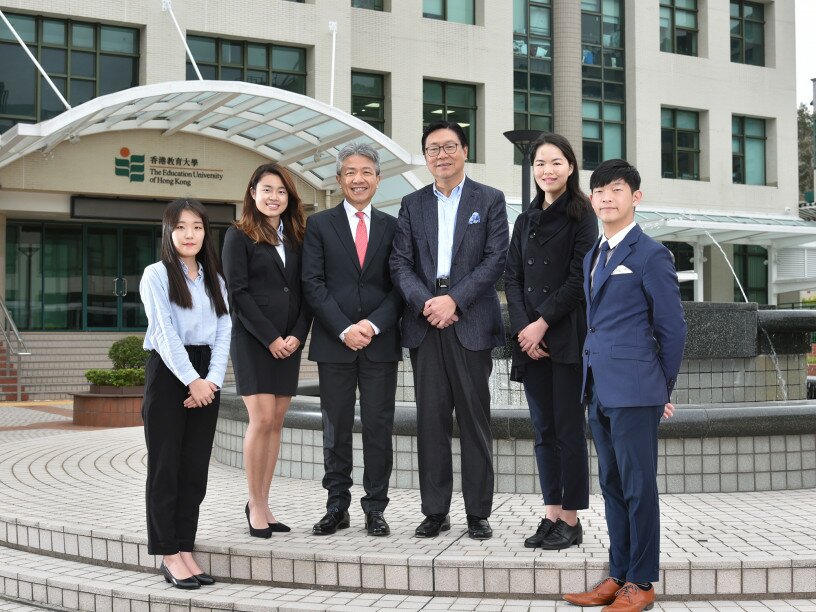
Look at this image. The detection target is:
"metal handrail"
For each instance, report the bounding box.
[0,298,31,401]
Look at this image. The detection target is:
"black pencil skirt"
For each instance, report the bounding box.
[142,346,219,555]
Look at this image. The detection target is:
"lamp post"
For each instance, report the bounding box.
[503,129,542,211]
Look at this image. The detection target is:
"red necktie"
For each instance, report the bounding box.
[354,211,367,267]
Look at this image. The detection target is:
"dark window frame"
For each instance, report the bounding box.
[659,0,698,56]
[0,12,139,131]
[661,107,700,180]
[423,0,475,25]
[185,35,307,95]
[352,0,385,10]
[733,244,768,304]
[730,0,764,66]
[581,0,625,170]
[732,115,766,185]
[351,71,386,134]
[422,79,478,163]
[513,0,553,162]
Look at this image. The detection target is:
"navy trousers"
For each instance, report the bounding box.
[587,382,663,583]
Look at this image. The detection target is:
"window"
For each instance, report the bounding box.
[732,115,765,185]
[513,0,553,162]
[733,245,767,304]
[186,36,306,94]
[423,80,477,162]
[661,108,700,180]
[423,0,475,25]
[581,0,625,170]
[351,72,385,133]
[664,241,694,301]
[659,0,697,56]
[352,0,384,9]
[730,1,764,66]
[0,13,139,133]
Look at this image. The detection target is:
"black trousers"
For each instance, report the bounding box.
[317,351,398,513]
[522,358,589,509]
[410,325,494,518]
[142,347,219,555]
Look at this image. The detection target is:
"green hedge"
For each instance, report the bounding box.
[85,368,145,387]
[108,336,149,370]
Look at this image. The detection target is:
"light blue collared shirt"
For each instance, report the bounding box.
[434,176,466,278]
[140,260,232,387]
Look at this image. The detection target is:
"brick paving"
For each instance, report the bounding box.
[0,401,814,610]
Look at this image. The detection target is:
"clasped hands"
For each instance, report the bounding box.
[423,295,458,329]
[269,335,301,359]
[184,377,218,409]
[517,317,549,360]
[344,319,376,351]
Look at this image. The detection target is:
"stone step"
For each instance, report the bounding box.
[0,428,814,600]
[1,546,815,612]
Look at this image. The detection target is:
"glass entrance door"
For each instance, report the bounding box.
[86,226,156,330]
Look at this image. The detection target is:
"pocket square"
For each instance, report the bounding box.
[611,265,633,275]
[468,212,481,224]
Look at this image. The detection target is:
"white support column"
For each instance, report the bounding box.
[767,244,777,306]
[693,242,705,302]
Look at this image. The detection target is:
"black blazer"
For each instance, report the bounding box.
[222,225,311,348]
[301,203,403,364]
[505,193,598,374]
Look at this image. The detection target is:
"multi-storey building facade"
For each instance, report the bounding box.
[0,0,810,335]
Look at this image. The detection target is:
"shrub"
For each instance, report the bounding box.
[108,336,149,370]
[85,368,145,387]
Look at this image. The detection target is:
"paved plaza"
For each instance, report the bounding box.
[0,402,814,611]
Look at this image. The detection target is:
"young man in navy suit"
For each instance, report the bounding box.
[564,159,686,612]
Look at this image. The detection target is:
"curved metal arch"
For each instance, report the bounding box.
[0,80,424,195]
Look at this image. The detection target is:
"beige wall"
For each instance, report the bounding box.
[0,0,800,217]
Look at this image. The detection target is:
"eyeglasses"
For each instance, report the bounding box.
[424,143,460,157]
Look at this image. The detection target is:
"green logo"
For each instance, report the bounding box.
[114,147,144,182]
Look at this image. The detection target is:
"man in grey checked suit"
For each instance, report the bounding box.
[389,120,509,539]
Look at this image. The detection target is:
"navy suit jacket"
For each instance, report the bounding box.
[581,224,687,408]
[389,177,509,351]
[302,203,403,364]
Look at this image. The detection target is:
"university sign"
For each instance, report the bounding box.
[114,147,225,187]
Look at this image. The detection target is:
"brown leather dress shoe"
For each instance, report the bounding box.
[563,577,621,607]
[602,582,655,611]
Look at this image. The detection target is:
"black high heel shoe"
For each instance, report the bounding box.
[268,520,291,533]
[160,563,200,590]
[245,502,272,538]
[194,572,216,586]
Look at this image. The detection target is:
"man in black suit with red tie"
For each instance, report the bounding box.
[302,142,402,537]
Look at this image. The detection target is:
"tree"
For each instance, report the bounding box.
[800,103,815,202]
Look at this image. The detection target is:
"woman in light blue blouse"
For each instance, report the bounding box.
[140,199,231,590]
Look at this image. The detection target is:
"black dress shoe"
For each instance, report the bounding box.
[312,509,350,535]
[524,518,556,548]
[268,521,291,533]
[245,503,272,539]
[193,572,215,586]
[365,511,390,536]
[160,563,200,590]
[414,514,450,538]
[466,515,493,540]
[539,518,582,550]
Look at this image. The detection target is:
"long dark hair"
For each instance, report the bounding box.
[160,198,228,317]
[529,133,590,222]
[236,163,306,248]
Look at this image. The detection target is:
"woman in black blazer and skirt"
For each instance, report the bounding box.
[222,163,311,538]
[141,199,231,588]
[505,133,598,550]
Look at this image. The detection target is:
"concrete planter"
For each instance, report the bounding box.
[72,386,144,427]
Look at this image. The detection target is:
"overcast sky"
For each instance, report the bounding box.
[796,0,815,107]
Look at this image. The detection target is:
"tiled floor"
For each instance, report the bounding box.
[0,401,815,610]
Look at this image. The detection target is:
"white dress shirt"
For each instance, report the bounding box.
[339,199,379,341]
